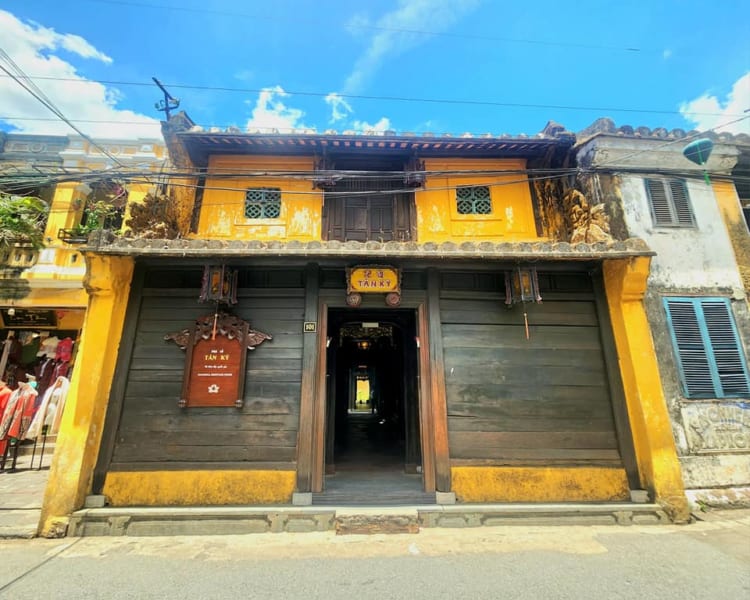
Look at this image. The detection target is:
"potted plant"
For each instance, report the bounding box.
[0,193,49,250]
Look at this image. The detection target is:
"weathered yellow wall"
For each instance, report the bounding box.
[38,254,135,537]
[193,156,541,243]
[452,466,629,502]
[103,470,296,506]
[418,159,540,242]
[603,257,689,522]
[42,181,90,243]
[712,179,750,294]
[197,155,321,240]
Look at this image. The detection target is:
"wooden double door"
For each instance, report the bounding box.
[322,178,416,242]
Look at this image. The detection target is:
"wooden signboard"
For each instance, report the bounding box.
[347,266,401,294]
[185,336,244,407]
[165,312,272,408]
[1,309,57,328]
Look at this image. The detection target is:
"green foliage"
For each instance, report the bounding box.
[0,193,49,249]
[74,200,119,235]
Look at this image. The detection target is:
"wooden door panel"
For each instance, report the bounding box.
[323,179,414,242]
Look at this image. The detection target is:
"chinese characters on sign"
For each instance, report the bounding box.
[347,266,401,293]
[165,312,271,409]
[186,337,243,407]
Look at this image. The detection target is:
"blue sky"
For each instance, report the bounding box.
[0,0,748,140]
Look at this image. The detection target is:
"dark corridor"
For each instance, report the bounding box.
[325,309,422,476]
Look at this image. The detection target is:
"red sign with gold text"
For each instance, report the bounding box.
[186,337,243,407]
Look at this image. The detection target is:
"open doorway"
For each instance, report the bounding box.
[321,308,427,503]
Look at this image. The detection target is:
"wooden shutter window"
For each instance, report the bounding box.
[664,298,750,399]
[645,178,696,227]
[668,180,695,226]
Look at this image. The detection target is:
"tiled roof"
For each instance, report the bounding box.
[579,117,750,145]
[84,236,653,261]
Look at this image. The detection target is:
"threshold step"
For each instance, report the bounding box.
[68,502,670,537]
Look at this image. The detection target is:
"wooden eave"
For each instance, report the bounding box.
[176,132,575,167]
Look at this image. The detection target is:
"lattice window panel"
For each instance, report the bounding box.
[456,186,492,214]
[245,187,281,219]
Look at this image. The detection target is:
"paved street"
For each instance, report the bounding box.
[0,511,748,600]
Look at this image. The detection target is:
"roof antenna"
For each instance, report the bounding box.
[153,77,180,119]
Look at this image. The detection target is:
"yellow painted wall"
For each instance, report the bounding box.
[38,254,135,537]
[452,466,629,503]
[103,470,296,506]
[712,179,750,295]
[418,159,540,242]
[603,257,689,522]
[194,155,542,243]
[197,155,321,241]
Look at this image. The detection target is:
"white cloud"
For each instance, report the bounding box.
[324,93,353,122]
[0,10,161,139]
[680,72,750,135]
[342,0,481,93]
[245,86,312,133]
[351,117,392,133]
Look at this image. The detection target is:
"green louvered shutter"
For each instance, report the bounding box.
[664,298,750,398]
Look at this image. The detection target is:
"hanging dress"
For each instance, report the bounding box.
[25,376,70,440]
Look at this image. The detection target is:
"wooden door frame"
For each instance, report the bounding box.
[309,302,444,493]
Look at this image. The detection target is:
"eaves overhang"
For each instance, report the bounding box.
[82,237,653,262]
[175,131,576,167]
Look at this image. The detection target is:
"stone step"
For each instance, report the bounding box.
[67,502,671,537]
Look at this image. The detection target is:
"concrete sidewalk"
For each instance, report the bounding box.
[0,451,49,539]
[1,450,749,539]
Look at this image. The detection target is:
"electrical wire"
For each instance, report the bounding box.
[0,74,743,118]
[0,49,133,171]
[4,166,745,216]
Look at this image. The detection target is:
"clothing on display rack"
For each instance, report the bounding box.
[0,381,38,441]
[0,381,11,456]
[25,376,70,440]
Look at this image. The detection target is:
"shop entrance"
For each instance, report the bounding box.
[322,308,426,502]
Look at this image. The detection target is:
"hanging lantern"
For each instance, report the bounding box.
[199,265,238,305]
[504,267,542,305]
[683,138,714,185]
[504,267,542,340]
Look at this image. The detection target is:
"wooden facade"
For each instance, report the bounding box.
[91,258,639,504]
[38,125,692,529]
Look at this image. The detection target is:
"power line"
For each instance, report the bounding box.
[0,49,132,171]
[0,74,742,118]
[73,0,646,54]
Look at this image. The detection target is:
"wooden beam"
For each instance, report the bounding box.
[295,263,320,492]
[311,302,328,492]
[592,270,640,488]
[426,269,452,491]
[92,264,145,493]
[417,303,436,491]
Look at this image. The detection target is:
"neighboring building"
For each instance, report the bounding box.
[575,119,750,508]
[0,133,166,469]
[38,114,691,535]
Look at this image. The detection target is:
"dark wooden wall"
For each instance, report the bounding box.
[106,267,305,471]
[440,271,622,466]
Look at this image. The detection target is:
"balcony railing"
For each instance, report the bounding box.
[0,242,39,269]
[58,228,90,244]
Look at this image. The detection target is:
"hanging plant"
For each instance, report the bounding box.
[0,193,49,249]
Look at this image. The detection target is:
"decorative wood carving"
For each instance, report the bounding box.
[564,189,613,244]
[164,312,271,408]
[403,156,426,187]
